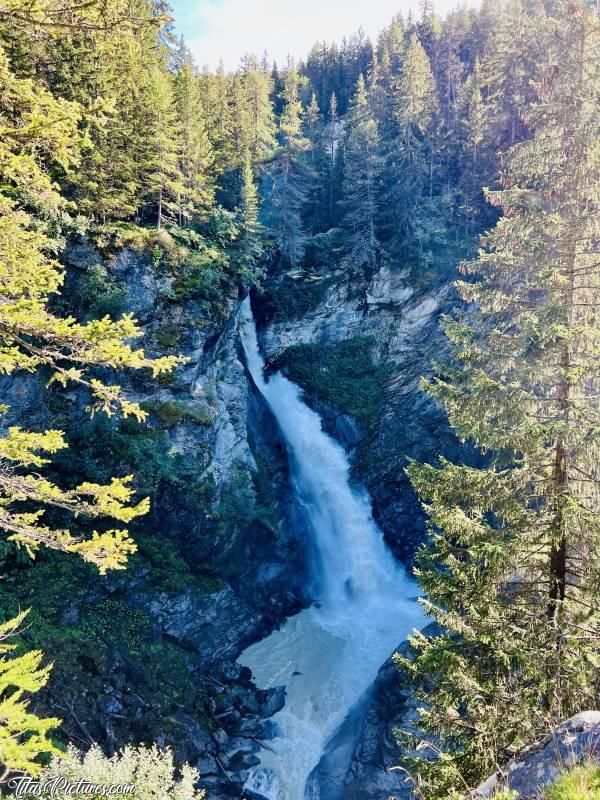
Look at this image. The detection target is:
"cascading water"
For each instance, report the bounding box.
[237,297,424,800]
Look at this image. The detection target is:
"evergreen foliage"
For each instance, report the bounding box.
[0,612,60,779]
[400,0,600,794]
[266,68,311,268]
[37,744,206,799]
[341,74,382,268]
[1,0,598,791]
[271,337,390,427]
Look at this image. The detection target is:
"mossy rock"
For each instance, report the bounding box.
[142,400,213,428]
[271,336,391,428]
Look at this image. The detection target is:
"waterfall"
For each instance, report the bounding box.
[237,297,424,800]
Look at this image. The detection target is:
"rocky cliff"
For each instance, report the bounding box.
[1,237,313,799]
[254,261,462,566]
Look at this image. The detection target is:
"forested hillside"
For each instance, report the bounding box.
[0,0,599,797]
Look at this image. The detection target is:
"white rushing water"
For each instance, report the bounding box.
[237,297,424,800]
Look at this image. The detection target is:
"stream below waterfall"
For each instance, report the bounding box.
[237,297,424,800]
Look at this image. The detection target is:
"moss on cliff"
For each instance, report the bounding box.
[271,336,391,428]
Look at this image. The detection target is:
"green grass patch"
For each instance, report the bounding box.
[543,764,600,799]
[488,764,600,799]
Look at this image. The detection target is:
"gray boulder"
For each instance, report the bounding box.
[477,711,600,798]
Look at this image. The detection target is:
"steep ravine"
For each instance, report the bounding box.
[254,263,463,565]
[1,239,458,798]
[247,262,464,798]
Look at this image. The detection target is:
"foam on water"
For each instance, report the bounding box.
[237,297,423,800]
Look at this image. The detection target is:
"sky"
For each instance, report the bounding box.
[169,0,472,71]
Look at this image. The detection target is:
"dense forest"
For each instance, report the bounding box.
[0,0,599,797]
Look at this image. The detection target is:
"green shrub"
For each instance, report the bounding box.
[156,326,182,350]
[137,536,224,593]
[256,274,336,323]
[36,744,205,799]
[68,264,128,320]
[478,764,600,800]
[92,221,157,255]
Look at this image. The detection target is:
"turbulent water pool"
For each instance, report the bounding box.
[237,298,424,800]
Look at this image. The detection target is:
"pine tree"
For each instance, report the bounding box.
[341,74,382,268]
[303,92,327,234]
[457,57,489,232]
[401,2,600,795]
[480,0,547,151]
[0,1,183,776]
[396,33,440,200]
[436,7,471,198]
[379,13,406,74]
[197,65,236,183]
[55,5,165,222]
[140,62,184,229]
[242,54,277,166]
[368,49,398,155]
[323,92,343,228]
[267,68,310,268]
[389,32,441,257]
[270,61,286,115]
[0,34,182,571]
[304,93,323,166]
[0,612,60,778]
[173,42,216,224]
[238,154,262,272]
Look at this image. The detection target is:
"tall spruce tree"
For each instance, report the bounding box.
[242,54,277,167]
[303,92,328,234]
[64,26,146,222]
[395,33,440,202]
[480,0,547,151]
[140,62,184,229]
[457,57,489,233]
[323,92,343,229]
[197,65,236,184]
[385,32,443,264]
[401,1,600,795]
[238,154,262,272]
[173,42,216,224]
[341,74,382,268]
[267,68,310,268]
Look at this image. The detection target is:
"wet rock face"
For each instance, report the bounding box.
[310,633,433,800]
[153,667,286,799]
[477,711,600,799]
